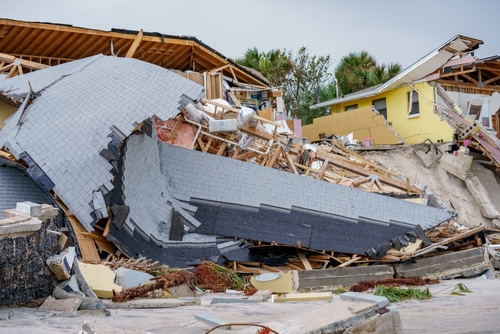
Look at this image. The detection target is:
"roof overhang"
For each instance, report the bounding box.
[0,18,268,86]
[311,35,483,109]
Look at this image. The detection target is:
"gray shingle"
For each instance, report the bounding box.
[0,55,204,231]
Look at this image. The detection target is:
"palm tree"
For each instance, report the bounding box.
[236,48,293,87]
[335,51,401,95]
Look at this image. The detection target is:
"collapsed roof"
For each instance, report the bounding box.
[0,55,453,266]
[0,54,205,231]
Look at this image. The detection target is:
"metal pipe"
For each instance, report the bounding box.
[109,40,115,56]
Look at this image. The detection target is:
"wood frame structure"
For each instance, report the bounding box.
[0,18,267,86]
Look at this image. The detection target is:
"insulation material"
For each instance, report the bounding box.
[155,119,195,148]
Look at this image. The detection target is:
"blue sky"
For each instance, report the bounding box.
[2,0,499,73]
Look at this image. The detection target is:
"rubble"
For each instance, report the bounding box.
[1,18,500,334]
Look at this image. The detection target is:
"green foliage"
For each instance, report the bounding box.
[335,51,402,96]
[235,48,293,87]
[236,47,400,124]
[374,285,433,302]
[282,46,332,119]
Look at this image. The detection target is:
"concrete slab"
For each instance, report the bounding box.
[0,293,399,333]
[102,297,197,309]
[38,296,82,312]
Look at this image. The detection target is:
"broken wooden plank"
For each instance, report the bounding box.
[336,256,362,268]
[236,263,261,274]
[281,147,299,175]
[316,158,329,180]
[298,253,313,270]
[54,198,100,261]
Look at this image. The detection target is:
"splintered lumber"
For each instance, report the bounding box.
[286,263,304,270]
[54,198,100,261]
[316,151,422,194]
[406,225,486,259]
[336,256,362,268]
[298,253,313,270]
[281,147,299,174]
[316,158,329,180]
[260,264,281,273]
[235,263,261,274]
[329,141,397,176]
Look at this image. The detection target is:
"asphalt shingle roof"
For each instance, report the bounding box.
[0,158,51,214]
[109,131,452,265]
[0,55,205,231]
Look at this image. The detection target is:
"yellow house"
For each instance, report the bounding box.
[307,35,484,145]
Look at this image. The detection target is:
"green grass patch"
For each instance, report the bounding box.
[374,285,433,302]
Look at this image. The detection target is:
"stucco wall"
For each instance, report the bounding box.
[0,101,17,131]
[327,82,453,144]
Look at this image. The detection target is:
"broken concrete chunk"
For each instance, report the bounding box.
[78,262,122,299]
[38,296,82,312]
[248,289,271,302]
[57,275,81,295]
[16,201,42,217]
[114,267,154,289]
[46,247,76,280]
[168,283,196,298]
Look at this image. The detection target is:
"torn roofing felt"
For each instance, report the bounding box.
[107,129,453,266]
[0,55,205,231]
[0,156,52,213]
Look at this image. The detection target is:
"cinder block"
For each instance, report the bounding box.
[396,248,487,279]
[298,265,394,289]
[16,201,42,217]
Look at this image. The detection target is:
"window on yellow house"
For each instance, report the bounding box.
[345,104,358,111]
[408,91,419,117]
[372,98,387,120]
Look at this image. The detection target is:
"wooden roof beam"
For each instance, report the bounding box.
[484,75,500,85]
[125,29,143,58]
[0,53,49,70]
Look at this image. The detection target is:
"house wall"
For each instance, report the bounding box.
[302,106,401,145]
[0,101,16,130]
[326,82,454,144]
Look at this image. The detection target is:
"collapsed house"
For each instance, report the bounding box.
[1,20,499,310]
[0,53,455,268]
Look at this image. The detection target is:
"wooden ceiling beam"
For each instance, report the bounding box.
[0,26,24,54]
[476,66,500,74]
[32,29,63,55]
[460,73,478,84]
[12,28,46,55]
[484,75,500,85]
[67,35,104,59]
[58,33,93,59]
[438,81,500,93]
[161,46,191,69]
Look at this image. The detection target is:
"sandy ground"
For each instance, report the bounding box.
[362,145,500,228]
[1,278,499,334]
[397,278,500,334]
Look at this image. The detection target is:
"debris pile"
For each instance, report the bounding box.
[0,21,499,323]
